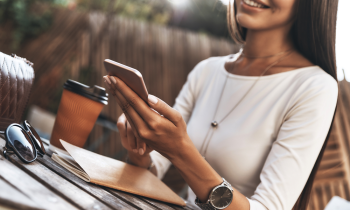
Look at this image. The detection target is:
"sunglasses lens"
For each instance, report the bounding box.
[7,125,36,162]
[24,121,46,155]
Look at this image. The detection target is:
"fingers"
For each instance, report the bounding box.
[112,84,151,151]
[108,75,182,127]
[126,120,137,152]
[118,113,147,155]
[117,113,129,150]
[108,76,149,132]
[104,76,112,85]
[137,138,147,155]
[108,76,161,123]
[104,77,118,99]
[125,113,148,155]
[108,77,149,156]
[117,113,136,151]
[117,113,127,139]
[147,94,183,126]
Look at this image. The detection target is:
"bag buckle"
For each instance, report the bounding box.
[11,54,34,67]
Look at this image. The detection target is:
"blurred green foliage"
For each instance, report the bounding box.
[0,0,67,50]
[0,0,229,50]
[168,0,229,39]
[76,0,172,25]
[76,0,228,38]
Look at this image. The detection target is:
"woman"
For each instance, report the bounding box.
[104,0,339,209]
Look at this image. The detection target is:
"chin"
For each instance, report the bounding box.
[236,14,269,30]
[233,0,296,32]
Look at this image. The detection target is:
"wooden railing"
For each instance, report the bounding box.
[3,9,239,158]
[308,80,350,209]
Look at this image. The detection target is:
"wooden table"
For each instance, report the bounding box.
[0,137,198,210]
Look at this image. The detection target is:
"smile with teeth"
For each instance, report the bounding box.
[243,0,268,8]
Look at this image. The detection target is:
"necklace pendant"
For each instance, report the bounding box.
[211,121,218,128]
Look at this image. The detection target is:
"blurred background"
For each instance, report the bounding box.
[0,0,349,209]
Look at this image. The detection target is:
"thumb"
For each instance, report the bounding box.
[148,94,182,126]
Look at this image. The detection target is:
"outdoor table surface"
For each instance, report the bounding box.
[0,137,198,210]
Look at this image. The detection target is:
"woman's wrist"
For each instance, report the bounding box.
[167,136,223,202]
[167,135,196,166]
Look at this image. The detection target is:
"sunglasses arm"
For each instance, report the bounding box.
[2,147,14,160]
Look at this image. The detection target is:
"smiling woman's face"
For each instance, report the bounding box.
[235,0,297,31]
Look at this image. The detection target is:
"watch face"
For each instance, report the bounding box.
[210,186,233,209]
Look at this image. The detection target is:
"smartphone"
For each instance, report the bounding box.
[104,59,148,103]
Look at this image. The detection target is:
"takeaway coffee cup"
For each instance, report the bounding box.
[50,79,108,151]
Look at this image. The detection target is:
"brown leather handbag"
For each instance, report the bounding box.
[0,52,35,130]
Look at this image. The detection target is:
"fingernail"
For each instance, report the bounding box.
[148,95,158,105]
[110,76,117,84]
[139,148,144,155]
[104,76,111,84]
[133,149,138,153]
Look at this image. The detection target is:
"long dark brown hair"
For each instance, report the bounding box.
[227,0,339,209]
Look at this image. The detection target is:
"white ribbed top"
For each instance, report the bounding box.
[150,54,338,210]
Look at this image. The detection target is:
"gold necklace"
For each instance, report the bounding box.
[241,49,291,59]
[199,50,293,158]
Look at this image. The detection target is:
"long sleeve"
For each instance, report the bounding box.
[150,59,209,179]
[171,56,338,209]
[248,74,338,210]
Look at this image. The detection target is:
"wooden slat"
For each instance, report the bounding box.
[338,180,347,199]
[0,139,113,210]
[105,189,159,210]
[138,197,180,210]
[183,203,200,210]
[37,155,137,210]
[41,138,185,210]
[318,158,341,167]
[0,177,44,210]
[0,152,113,210]
[37,143,154,210]
[0,154,77,210]
[310,190,319,210]
[321,149,339,158]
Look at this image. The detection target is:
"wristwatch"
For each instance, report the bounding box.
[195,178,234,210]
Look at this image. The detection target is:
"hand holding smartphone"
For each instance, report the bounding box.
[104,59,148,103]
[104,59,151,158]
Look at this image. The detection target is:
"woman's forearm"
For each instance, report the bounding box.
[106,77,249,209]
[168,139,250,210]
[169,139,222,201]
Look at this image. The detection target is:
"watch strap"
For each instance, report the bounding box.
[222,178,233,191]
[195,197,216,210]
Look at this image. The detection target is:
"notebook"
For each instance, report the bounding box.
[51,140,186,207]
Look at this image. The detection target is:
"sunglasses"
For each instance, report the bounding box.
[2,120,46,163]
